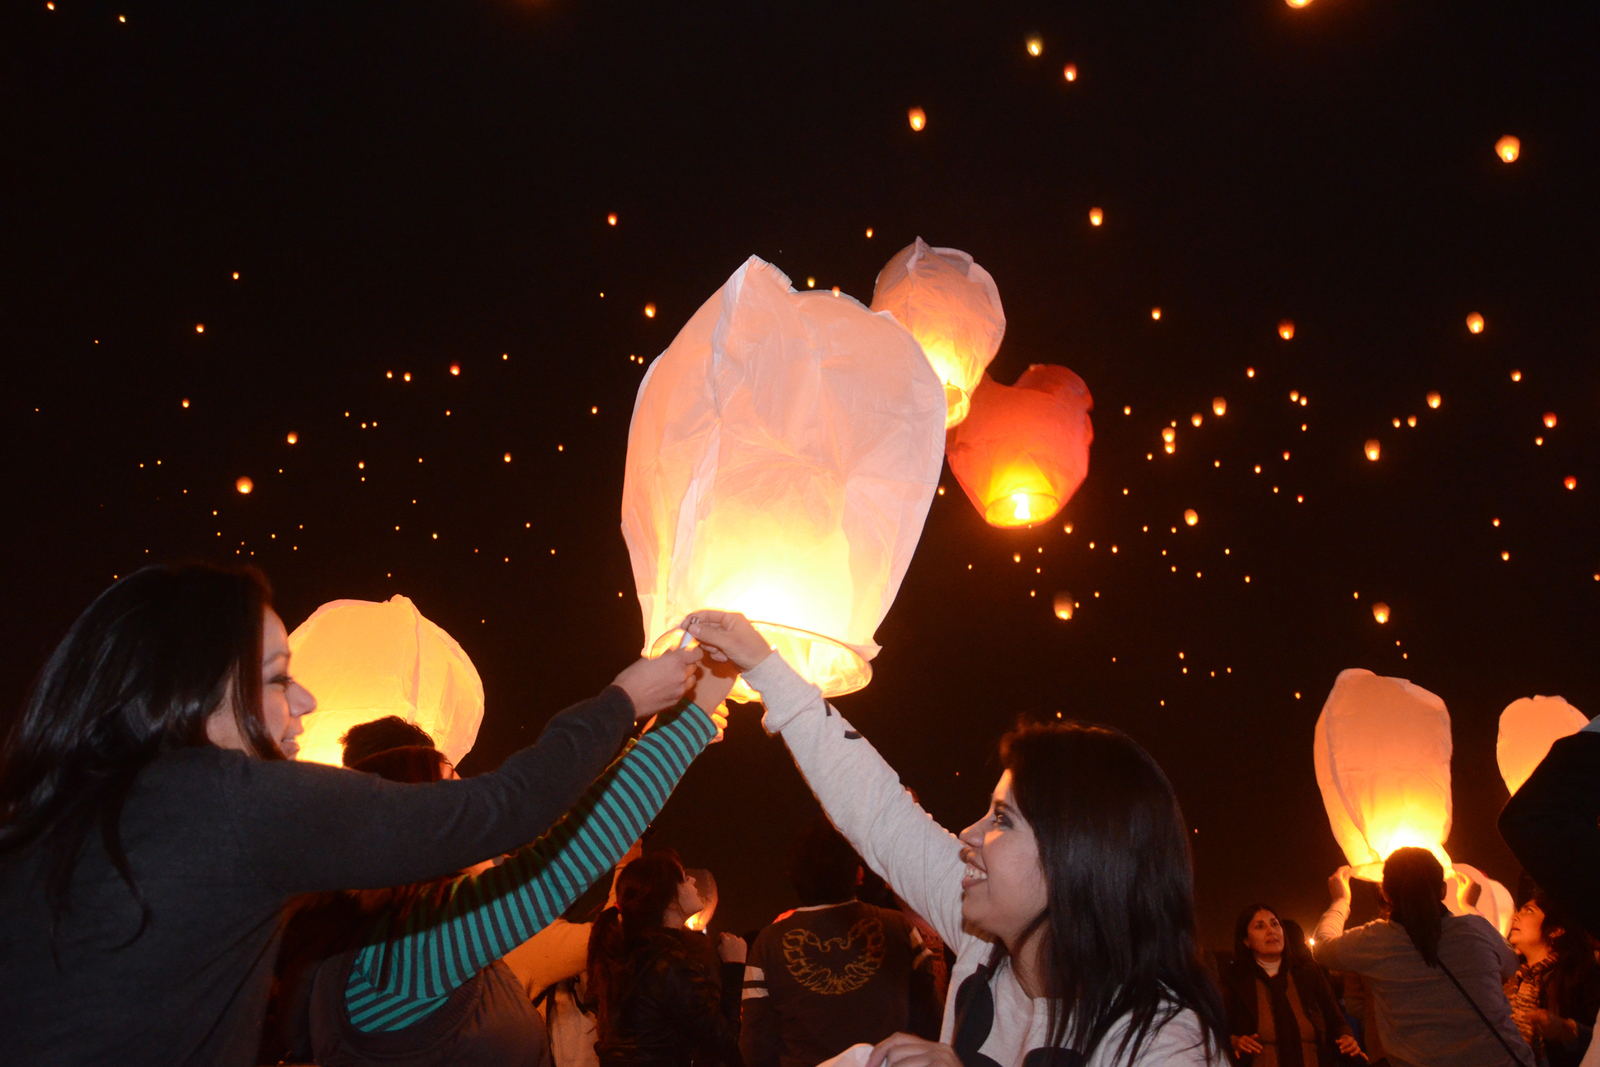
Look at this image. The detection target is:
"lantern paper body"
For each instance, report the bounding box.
[622,255,945,703]
[287,595,484,767]
[870,238,1006,429]
[1313,669,1453,881]
[946,365,1094,528]
[1452,863,1515,938]
[1497,695,1588,796]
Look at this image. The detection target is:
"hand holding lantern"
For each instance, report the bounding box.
[685,611,774,671]
[613,648,702,719]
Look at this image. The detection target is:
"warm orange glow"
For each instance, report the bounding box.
[1190,413,1203,427]
[908,107,926,131]
[236,476,254,494]
[503,452,512,463]
[1162,427,1176,443]
[1466,312,1484,334]
[1151,307,1161,320]
[865,227,874,238]
[1026,36,1042,56]
[1052,592,1074,620]
[1183,508,1198,526]
[195,324,205,334]
[1499,696,1587,795]
[1088,207,1103,226]
[1213,397,1227,416]
[644,303,657,318]
[1565,476,1578,491]
[1063,64,1078,82]
[948,365,1094,529]
[1426,391,1441,409]
[1286,0,1312,7]
[450,362,461,376]
[286,432,298,445]
[1543,412,1557,428]
[1372,602,1390,624]
[181,398,190,408]
[1278,319,1295,340]
[1495,135,1520,163]
[1246,367,1255,378]
[231,271,239,280]
[1365,439,1381,461]
[607,213,618,226]
[1511,370,1522,382]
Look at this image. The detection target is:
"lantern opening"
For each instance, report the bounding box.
[651,621,869,703]
[984,490,1059,528]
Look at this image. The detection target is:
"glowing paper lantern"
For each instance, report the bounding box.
[287,594,485,767]
[1025,36,1042,56]
[1062,64,1077,82]
[235,476,253,494]
[1495,135,1520,163]
[947,365,1094,528]
[1451,862,1514,938]
[1543,412,1557,429]
[622,256,944,702]
[870,238,1006,428]
[1565,476,1577,491]
[1313,669,1453,880]
[1052,592,1074,620]
[1183,508,1198,526]
[1278,319,1295,340]
[286,432,298,445]
[1213,397,1226,416]
[1466,312,1484,334]
[1365,440,1381,461]
[908,107,926,131]
[1497,695,1587,796]
[1088,207,1103,227]
[1371,602,1390,624]
[1426,391,1441,409]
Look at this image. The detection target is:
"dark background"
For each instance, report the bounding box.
[3,0,1598,946]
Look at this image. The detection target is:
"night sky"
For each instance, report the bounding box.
[5,0,1600,948]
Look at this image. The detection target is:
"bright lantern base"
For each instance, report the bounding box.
[982,491,1061,528]
[651,620,869,704]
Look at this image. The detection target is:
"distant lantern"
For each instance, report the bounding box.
[1565,476,1577,491]
[948,364,1094,529]
[450,362,461,376]
[287,594,485,767]
[1286,0,1313,7]
[1426,391,1441,409]
[1191,413,1203,427]
[1466,312,1485,334]
[503,452,512,463]
[1088,207,1103,226]
[1162,427,1176,443]
[1498,696,1587,796]
[1052,592,1074,620]
[182,398,190,408]
[286,432,298,445]
[196,324,205,334]
[870,238,1006,428]
[1213,397,1227,417]
[1511,370,1522,382]
[622,255,944,702]
[1151,307,1161,320]
[1278,319,1295,340]
[1365,439,1381,461]
[235,476,253,494]
[1026,36,1042,56]
[1314,668,1454,880]
[1495,135,1521,163]
[644,303,657,318]
[1183,508,1198,526]
[607,213,618,226]
[1063,64,1077,82]
[908,107,926,131]
[1371,601,1390,624]
[1543,412,1557,428]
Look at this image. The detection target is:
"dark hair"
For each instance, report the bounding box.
[1525,887,1600,1018]
[351,745,450,783]
[0,563,276,929]
[1382,847,1446,967]
[1230,903,1279,977]
[341,716,437,767]
[587,849,685,1034]
[999,722,1227,1064]
[789,814,861,906]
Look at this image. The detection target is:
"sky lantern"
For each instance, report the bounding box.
[1063,64,1077,82]
[622,256,944,702]
[1365,439,1381,461]
[1426,391,1441,409]
[287,594,485,767]
[1565,476,1577,490]
[1286,0,1313,7]
[1052,591,1074,620]
[1088,207,1103,226]
[1183,508,1198,526]
[1495,135,1521,163]
[1371,601,1390,623]
[1314,669,1453,880]
[947,364,1094,529]
[1190,413,1202,427]
[286,432,298,445]
[644,303,657,318]
[1026,36,1042,56]
[1498,695,1587,796]
[870,237,1006,428]
[1543,412,1557,428]
[235,476,253,494]
[1213,397,1226,416]
[1466,312,1484,334]
[1278,319,1295,340]
[908,107,926,131]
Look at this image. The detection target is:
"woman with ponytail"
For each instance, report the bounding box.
[1312,848,1532,1067]
[588,849,745,1067]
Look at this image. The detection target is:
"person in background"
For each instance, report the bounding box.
[588,849,746,1067]
[341,716,437,767]
[685,610,1229,1067]
[741,815,941,1067]
[1312,850,1532,1067]
[1505,887,1600,1067]
[1222,903,1361,1066]
[0,563,702,1067]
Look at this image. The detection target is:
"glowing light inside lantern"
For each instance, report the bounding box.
[1466,312,1484,334]
[1565,476,1577,491]
[607,213,618,226]
[1151,307,1161,320]
[1063,64,1077,82]
[908,107,926,131]
[1286,0,1312,7]
[1426,391,1441,409]
[1495,135,1520,163]
[1088,207,1103,226]
[1279,319,1295,340]
[286,432,298,445]
[644,303,657,318]
[1213,397,1226,416]
[1372,602,1390,623]
[1191,413,1202,427]
[450,363,461,376]
[1183,508,1198,526]
[1026,36,1042,56]
[1511,370,1522,382]
[236,476,253,494]
[1543,412,1557,428]
[1052,592,1074,620]
[1365,440,1381,461]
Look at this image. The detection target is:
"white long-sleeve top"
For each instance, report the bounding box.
[745,654,1214,1067]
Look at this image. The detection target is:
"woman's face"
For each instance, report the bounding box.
[1245,909,1285,959]
[677,870,705,918]
[957,771,1049,947]
[205,608,317,757]
[1509,899,1550,953]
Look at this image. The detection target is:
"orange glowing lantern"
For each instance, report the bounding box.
[947,365,1094,529]
[287,594,485,767]
[607,213,618,226]
[1495,135,1520,163]
[450,362,461,376]
[1565,476,1577,491]
[1151,307,1161,320]
[1026,36,1042,56]
[870,238,1006,428]
[1426,391,1441,409]
[1286,0,1313,7]
[644,303,657,319]
[1314,669,1453,880]
[1278,319,1295,340]
[1183,508,1198,526]
[1052,592,1074,620]
[908,107,926,132]
[1190,413,1203,427]
[1088,207,1103,226]
[1213,397,1227,417]
[1466,312,1484,334]
[1365,439,1381,461]
[235,477,253,494]
[622,256,945,702]
[1543,412,1557,429]
[1063,64,1077,82]
[1498,695,1587,796]
[1371,602,1390,624]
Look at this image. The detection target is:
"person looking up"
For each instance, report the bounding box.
[341,716,437,767]
[1312,849,1532,1067]
[685,611,1229,1067]
[1221,903,1360,1066]
[0,563,704,1067]
[1504,888,1600,1067]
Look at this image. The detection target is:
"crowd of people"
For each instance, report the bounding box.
[3,562,1600,1067]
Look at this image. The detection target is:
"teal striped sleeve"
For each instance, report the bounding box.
[344,702,719,1032]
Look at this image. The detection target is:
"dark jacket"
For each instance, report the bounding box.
[1222,955,1351,1067]
[595,928,742,1067]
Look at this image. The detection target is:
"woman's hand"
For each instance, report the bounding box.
[866,1034,960,1067]
[613,649,701,719]
[683,611,773,671]
[716,932,747,963]
[1231,1033,1264,1056]
[1328,865,1353,905]
[1335,1033,1365,1058]
[690,659,739,724]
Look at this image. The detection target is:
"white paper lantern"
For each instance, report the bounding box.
[1497,695,1588,796]
[1313,669,1453,880]
[622,255,945,702]
[1451,863,1514,938]
[287,594,484,767]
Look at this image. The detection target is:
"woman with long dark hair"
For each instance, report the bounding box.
[1221,903,1360,1065]
[0,563,703,1067]
[1312,848,1532,1067]
[683,611,1228,1067]
[587,849,745,1067]
[1504,887,1600,1067]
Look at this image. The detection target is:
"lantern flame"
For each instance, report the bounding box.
[1372,602,1390,624]
[1426,391,1441,409]
[1466,312,1484,334]
[1213,397,1226,417]
[1052,592,1074,620]
[1565,476,1577,491]
[1063,64,1077,82]
[1183,508,1198,526]
[1088,207,1103,227]
[286,432,298,445]
[1543,412,1557,429]
[1278,319,1295,340]
[644,303,657,318]
[1495,135,1520,163]
[1365,439,1381,462]
[908,107,926,131]
[235,476,253,494]
[1011,493,1032,522]
[1026,36,1042,56]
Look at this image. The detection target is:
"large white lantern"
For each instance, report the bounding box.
[870,238,1005,428]
[1498,695,1588,796]
[622,255,945,702]
[287,594,485,767]
[1313,669,1453,880]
